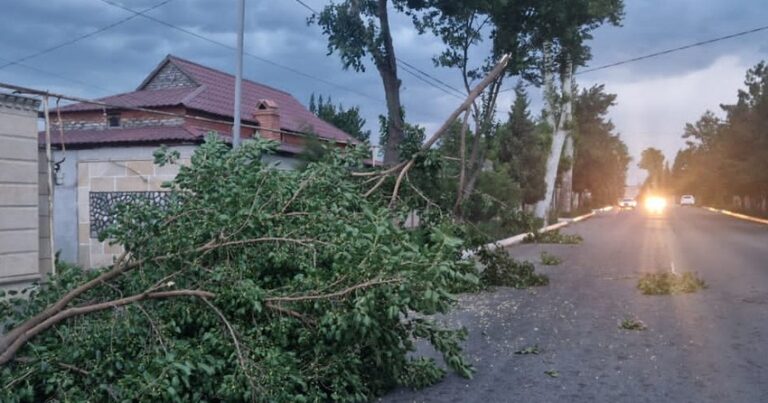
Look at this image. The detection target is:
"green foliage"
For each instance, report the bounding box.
[523,229,583,244]
[572,85,631,208]
[476,247,549,289]
[309,94,371,142]
[0,137,476,402]
[619,317,647,331]
[637,272,708,295]
[540,251,562,266]
[514,345,540,355]
[670,61,768,213]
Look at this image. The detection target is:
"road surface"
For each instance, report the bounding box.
[383,207,768,403]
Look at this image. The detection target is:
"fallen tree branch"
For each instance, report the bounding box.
[265,278,401,303]
[200,298,257,396]
[353,54,511,206]
[0,290,214,365]
[0,237,320,361]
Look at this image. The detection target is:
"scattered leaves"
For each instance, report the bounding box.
[637,272,708,295]
[619,317,647,331]
[523,229,583,244]
[514,345,540,355]
[540,251,562,266]
[477,247,549,289]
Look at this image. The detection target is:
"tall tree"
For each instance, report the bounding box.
[638,147,665,190]
[498,83,548,208]
[313,0,405,164]
[572,85,630,208]
[309,94,371,142]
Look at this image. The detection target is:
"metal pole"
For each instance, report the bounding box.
[232,0,245,148]
[42,96,56,276]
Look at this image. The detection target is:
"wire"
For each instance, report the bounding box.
[397,59,466,98]
[578,24,768,75]
[499,23,768,92]
[98,0,384,104]
[0,0,173,71]
[292,0,468,100]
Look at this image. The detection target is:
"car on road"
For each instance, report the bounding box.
[618,198,637,209]
[680,195,696,206]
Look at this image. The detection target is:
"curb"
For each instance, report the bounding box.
[704,206,768,226]
[463,206,613,258]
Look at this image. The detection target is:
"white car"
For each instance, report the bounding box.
[618,198,637,209]
[680,195,696,206]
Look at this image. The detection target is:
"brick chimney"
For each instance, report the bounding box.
[253,99,280,141]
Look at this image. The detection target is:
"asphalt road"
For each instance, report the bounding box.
[382,206,768,403]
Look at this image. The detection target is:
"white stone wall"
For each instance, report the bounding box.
[76,155,191,268]
[0,93,48,288]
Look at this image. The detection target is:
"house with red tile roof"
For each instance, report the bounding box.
[46,55,359,268]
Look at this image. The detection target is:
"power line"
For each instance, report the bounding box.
[0,55,113,92]
[0,0,173,71]
[397,61,462,99]
[98,0,384,104]
[578,24,768,75]
[292,0,468,100]
[397,59,466,98]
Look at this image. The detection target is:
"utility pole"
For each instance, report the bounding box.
[232,0,245,148]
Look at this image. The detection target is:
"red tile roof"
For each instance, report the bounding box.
[59,55,358,144]
[40,125,206,146]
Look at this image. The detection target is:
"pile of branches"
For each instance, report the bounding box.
[0,138,475,402]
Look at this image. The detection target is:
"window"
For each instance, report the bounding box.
[107,112,121,128]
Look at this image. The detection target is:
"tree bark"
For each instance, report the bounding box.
[375,0,405,165]
[535,51,573,223]
[559,135,574,213]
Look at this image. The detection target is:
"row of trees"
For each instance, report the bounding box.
[668,61,768,213]
[311,0,626,223]
[311,78,630,239]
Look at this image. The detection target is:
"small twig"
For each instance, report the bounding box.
[265,278,400,303]
[200,298,257,395]
[265,302,317,326]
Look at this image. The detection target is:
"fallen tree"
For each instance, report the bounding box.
[0,138,476,402]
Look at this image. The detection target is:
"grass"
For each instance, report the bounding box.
[637,272,708,295]
[540,251,562,266]
[523,229,583,245]
[619,317,647,331]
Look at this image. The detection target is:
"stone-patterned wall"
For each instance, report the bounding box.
[143,62,197,90]
[76,158,189,268]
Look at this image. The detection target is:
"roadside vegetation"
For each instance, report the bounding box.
[524,230,583,244]
[637,272,708,295]
[636,61,768,217]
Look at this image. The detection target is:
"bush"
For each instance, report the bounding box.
[523,229,583,244]
[637,272,707,295]
[0,137,475,402]
[476,247,549,289]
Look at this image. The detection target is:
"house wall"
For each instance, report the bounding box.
[54,145,302,269]
[0,93,49,288]
[53,146,196,268]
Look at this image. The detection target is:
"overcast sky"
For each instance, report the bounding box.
[1,0,767,183]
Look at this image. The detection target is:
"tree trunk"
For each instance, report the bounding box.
[375,0,405,165]
[534,48,573,223]
[559,135,574,214]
